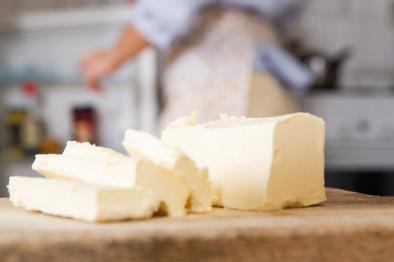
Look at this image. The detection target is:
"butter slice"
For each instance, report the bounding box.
[8,176,160,222]
[33,142,190,217]
[63,141,125,159]
[162,112,326,211]
[123,129,214,213]
[32,154,136,188]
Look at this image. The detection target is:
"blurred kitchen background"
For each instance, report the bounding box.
[1,0,394,197]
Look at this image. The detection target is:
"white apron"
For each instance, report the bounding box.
[160,7,298,128]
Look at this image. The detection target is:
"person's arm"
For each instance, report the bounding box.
[80,24,150,91]
[81,0,210,91]
[113,24,151,66]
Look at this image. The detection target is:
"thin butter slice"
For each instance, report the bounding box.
[32,142,190,217]
[162,112,326,211]
[32,154,136,188]
[8,176,160,222]
[63,141,125,159]
[123,129,214,213]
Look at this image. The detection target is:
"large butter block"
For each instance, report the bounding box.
[162,112,326,211]
[33,142,190,217]
[123,129,214,213]
[8,176,160,222]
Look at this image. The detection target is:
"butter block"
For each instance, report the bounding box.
[162,112,326,211]
[8,176,160,222]
[123,129,214,213]
[33,142,190,217]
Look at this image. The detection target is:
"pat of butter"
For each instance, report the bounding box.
[162,112,326,211]
[8,176,160,222]
[32,142,190,217]
[123,129,214,213]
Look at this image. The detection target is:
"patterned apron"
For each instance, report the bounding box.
[160,6,297,128]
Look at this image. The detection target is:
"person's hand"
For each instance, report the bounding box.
[80,49,120,91]
[80,24,150,91]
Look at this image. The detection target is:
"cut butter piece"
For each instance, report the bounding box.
[32,154,136,188]
[63,141,125,159]
[8,176,160,222]
[123,129,214,213]
[32,142,190,217]
[162,112,326,211]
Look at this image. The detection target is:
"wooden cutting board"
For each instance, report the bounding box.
[1,188,394,262]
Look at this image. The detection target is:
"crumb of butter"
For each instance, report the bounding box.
[219,113,244,121]
[166,111,199,128]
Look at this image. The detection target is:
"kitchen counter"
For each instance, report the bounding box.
[1,188,394,261]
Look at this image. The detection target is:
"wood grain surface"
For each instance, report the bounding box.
[1,188,394,261]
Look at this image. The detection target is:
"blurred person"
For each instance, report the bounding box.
[80,0,308,127]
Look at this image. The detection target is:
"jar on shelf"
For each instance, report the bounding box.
[72,106,98,145]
